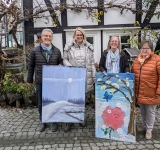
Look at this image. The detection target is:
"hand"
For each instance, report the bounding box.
[27,82,32,86]
[103,71,107,76]
[92,77,95,83]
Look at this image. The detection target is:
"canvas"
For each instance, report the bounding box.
[42,66,86,123]
[95,72,136,143]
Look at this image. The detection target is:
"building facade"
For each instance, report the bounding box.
[23,0,160,63]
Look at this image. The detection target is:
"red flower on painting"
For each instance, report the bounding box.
[101,106,125,130]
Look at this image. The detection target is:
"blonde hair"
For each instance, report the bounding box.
[106,36,121,52]
[73,27,86,41]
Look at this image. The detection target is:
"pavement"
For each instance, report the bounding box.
[0,104,160,150]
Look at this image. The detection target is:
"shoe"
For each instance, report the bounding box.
[145,130,152,139]
[137,125,146,132]
[79,122,86,127]
[50,123,58,132]
[63,123,73,132]
[39,122,46,132]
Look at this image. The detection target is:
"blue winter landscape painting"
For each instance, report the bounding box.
[95,72,136,143]
[42,66,86,123]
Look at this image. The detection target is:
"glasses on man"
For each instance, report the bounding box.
[42,35,52,38]
[76,34,83,37]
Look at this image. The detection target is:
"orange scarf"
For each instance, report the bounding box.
[138,53,151,65]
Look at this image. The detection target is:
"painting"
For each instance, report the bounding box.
[95,72,136,143]
[42,66,86,123]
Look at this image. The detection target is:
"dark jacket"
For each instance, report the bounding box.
[27,44,62,84]
[99,50,130,73]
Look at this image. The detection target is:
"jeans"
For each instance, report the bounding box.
[36,84,42,121]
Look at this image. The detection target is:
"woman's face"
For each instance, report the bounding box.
[110,37,119,51]
[75,30,84,45]
[140,43,152,57]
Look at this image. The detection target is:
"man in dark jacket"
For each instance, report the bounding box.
[27,29,62,132]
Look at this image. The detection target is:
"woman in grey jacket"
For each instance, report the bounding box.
[63,27,96,132]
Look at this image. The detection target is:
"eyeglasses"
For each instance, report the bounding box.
[42,35,52,38]
[111,40,118,43]
[76,34,83,37]
[140,48,151,50]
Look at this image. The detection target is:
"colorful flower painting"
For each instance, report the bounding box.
[95,72,136,143]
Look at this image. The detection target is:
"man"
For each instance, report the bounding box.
[27,29,62,132]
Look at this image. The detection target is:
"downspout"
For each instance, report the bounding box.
[21,0,26,70]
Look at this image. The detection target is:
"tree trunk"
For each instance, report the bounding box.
[127,103,135,135]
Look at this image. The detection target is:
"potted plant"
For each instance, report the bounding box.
[1,72,36,107]
[0,81,7,107]
[1,72,23,107]
[21,83,36,106]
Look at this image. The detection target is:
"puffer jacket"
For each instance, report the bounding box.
[63,40,96,93]
[27,44,62,84]
[132,52,160,105]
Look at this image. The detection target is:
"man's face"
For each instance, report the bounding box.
[41,31,53,46]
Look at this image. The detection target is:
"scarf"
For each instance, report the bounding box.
[106,49,120,73]
[41,43,52,62]
[138,53,151,65]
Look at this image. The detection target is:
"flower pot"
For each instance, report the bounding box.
[0,94,7,101]
[6,92,22,108]
[24,95,37,106]
[1,49,18,58]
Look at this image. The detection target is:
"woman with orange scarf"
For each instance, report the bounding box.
[132,40,160,139]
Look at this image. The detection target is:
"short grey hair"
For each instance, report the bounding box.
[139,40,154,51]
[41,29,53,35]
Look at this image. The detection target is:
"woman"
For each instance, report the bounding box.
[63,27,95,132]
[132,40,160,139]
[99,36,130,73]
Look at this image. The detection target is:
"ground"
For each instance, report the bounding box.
[0,104,160,150]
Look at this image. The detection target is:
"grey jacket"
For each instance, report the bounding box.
[63,40,96,93]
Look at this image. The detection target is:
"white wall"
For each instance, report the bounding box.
[67,0,98,26]
[33,0,61,28]
[104,0,136,25]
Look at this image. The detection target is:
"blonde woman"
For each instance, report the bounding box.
[63,27,96,132]
[99,36,130,73]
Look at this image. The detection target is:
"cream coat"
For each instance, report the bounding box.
[63,40,96,93]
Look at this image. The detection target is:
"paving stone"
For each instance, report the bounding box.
[126,144,137,149]
[154,144,160,149]
[108,146,117,149]
[0,107,160,150]
[117,145,127,149]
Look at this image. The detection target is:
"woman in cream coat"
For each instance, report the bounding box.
[63,27,95,132]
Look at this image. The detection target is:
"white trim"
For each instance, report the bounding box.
[64,27,140,32]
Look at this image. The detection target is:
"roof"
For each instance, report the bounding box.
[123,48,140,57]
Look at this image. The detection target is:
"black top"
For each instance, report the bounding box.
[27,44,62,84]
[99,50,130,73]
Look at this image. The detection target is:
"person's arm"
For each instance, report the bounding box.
[90,50,96,78]
[58,50,63,65]
[99,52,107,73]
[63,43,72,66]
[27,49,35,83]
